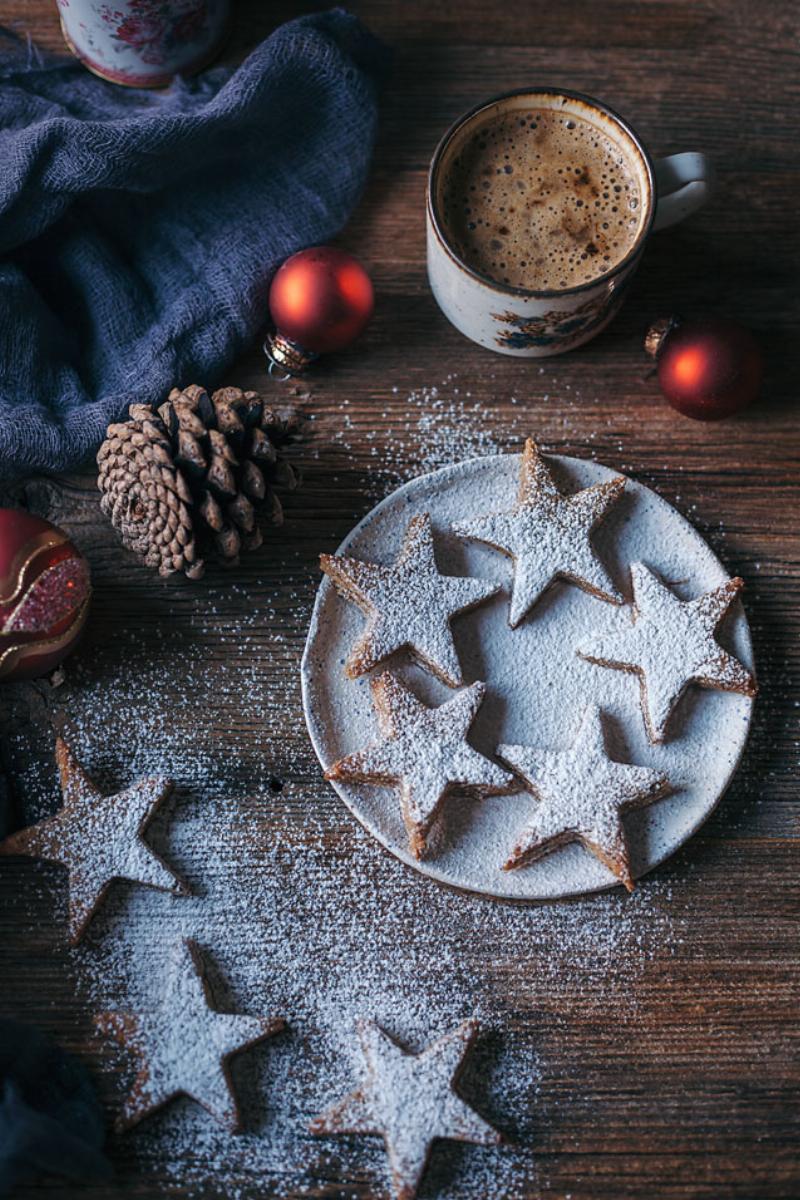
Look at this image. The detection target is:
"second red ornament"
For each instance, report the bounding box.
[265,247,374,378]
[646,315,762,421]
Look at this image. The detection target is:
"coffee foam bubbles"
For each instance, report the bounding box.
[440,107,645,292]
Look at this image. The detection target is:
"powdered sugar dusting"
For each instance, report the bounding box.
[17,602,690,1198]
[321,376,527,496]
[454,439,625,626]
[311,1018,501,1199]
[72,790,683,1199]
[499,703,670,885]
[327,673,511,857]
[321,511,499,687]
[4,462,724,1197]
[578,563,757,743]
[303,450,755,900]
[0,741,180,943]
[97,938,282,1131]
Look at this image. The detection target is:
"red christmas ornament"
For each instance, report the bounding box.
[0,510,91,682]
[265,246,374,377]
[646,315,762,421]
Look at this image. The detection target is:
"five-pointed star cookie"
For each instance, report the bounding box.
[310,1018,501,1200]
[577,562,757,743]
[320,512,499,688]
[325,672,512,859]
[0,738,186,943]
[452,438,625,628]
[498,703,670,890]
[95,938,285,1131]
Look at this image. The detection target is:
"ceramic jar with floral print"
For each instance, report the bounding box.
[57,0,229,87]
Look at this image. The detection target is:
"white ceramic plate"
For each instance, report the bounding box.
[301,452,754,900]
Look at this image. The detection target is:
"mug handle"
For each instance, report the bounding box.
[652,152,715,231]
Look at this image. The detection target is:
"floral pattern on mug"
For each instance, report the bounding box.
[59,0,227,85]
[491,275,634,350]
[98,1,210,64]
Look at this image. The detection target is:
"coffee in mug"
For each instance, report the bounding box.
[427,89,714,357]
[440,106,645,292]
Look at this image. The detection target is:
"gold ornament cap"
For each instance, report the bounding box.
[263,332,318,380]
[645,315,682,359]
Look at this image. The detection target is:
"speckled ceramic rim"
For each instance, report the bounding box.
[301,453,755,904]
[427,88,657,300]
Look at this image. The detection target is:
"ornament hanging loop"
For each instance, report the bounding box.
[263,341,292,383]
[263,331,317,381]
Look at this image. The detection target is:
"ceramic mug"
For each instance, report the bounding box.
[426,88,714,357]
[57,0,229,87]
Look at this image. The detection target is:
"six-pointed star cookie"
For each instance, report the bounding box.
[577,562,757,743]
[325,672,512,858]
[95,938,285,1131]
[498,703,670,890]
[310,1018,501,1200]
[453,438,625,627]
[0,738,186,943]
[320,511,499,687]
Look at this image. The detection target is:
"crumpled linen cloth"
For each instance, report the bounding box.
[0,10,385,480]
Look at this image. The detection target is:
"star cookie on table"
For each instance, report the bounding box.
[325,672,512,859]
[577,562,757,743]
[0,738,186,943]
[498,703,670,890]
[453,438,625,627]
[95,938,285,1132]
[320,511,499,688]
[310,1018,501,1200]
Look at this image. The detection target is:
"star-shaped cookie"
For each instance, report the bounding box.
[0,738,185,943]
[453,438,625,627]
[325,672,512,858]
[320,512,499,687]
[498,704,670,890]
[310,1018,501,1200]
[95,938,285,1131]
[577,562,757,743]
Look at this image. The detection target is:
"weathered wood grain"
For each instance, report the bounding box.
[1,1,799,1197]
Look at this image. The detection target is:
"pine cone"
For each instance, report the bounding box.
[97,385,302,580]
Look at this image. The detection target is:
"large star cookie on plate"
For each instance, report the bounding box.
[320,511,499,687]
[310,1018,501,1200]
[498,703,670,890]
[453,438,625,628]
[96,938,285,1131]
[0,738,186,943]
[325,672,512,859]
[577,562,757,743]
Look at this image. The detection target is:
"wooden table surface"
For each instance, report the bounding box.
[1,2,798,1199]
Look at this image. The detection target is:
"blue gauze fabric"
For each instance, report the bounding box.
[0,10,385,480]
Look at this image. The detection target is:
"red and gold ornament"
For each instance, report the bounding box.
[646,315,762,421]
[264,246,374,377]
[0,510,91,682]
